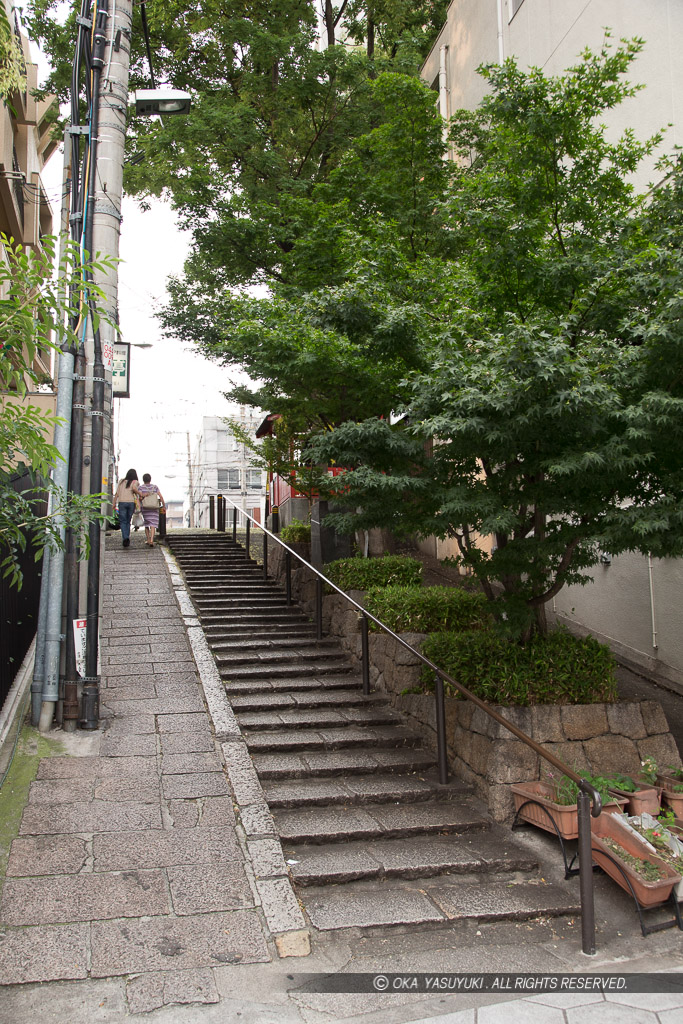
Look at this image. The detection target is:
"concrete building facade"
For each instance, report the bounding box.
[191,412,266,529]
[420,0,683,686]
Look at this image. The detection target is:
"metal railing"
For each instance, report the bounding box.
[212,494,602,955]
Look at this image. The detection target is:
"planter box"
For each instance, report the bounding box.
[661,785,683,821]
[511,781,627,840]
[610,785,661,817]
[590,811,681,907]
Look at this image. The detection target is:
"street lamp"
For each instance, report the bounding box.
[133,89,192,116]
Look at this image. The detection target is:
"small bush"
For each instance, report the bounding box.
[420,629,617,706]
[280,518,311,543]
[325,555,422,591]
[364,585,489,634]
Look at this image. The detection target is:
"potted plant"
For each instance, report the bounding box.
[511,772,628,841]
[606,771,661,817]
[591,812,682,907]
[650,764,683,821]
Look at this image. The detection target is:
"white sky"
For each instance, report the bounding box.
[41,145,244,506]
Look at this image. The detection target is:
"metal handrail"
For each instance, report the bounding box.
[212,494,601,954]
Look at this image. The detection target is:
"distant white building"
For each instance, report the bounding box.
[419,0,683,687]
[191,412,266,528]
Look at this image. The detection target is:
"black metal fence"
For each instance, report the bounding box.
[0,470,47,710]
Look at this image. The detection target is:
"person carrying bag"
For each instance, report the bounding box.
[137,473,166,547]
[114,468,140,548]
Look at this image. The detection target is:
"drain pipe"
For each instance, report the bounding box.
[647,555,658,650]
[439,44,449,149]
[496,0,505,63]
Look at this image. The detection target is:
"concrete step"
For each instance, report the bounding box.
[262,771,461,808]
[299,877,581,933]
[220,661,354,681]
[284,827,537,885]
[215,645,349,667]
[251,745,437,779]
[209,627,317,643]
[200,611,311,626]
[236,706,400,731]
[212,637,339,654]
[228,689,387,712]
[273,798,488,844]
[244,724,421,753]
[225,674,362,695]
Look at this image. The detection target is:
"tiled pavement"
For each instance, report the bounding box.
[1,531,683,1022]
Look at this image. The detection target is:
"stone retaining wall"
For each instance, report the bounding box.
[272,559,682,821]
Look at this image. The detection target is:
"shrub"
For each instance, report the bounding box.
[280,518,311,543]
[325,554,422,591]
[420,629,617,706]
[364,585,489,633]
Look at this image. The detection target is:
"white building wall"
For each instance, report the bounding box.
[422,0,683,685]
[192,412,266,528]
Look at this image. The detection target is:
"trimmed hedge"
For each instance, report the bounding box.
[420,629,617,706]
[325,555,422,591]
[280,518,311,543]
[364,585,489,634]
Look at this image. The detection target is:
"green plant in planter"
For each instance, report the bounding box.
[602,839,665,881]
[420,629,616,706]
[325,555,422,591]
[664,765,683,781]
[364,585,489,634]
[546,770,617,807]
[280,518,311,543]
[606,773,638,793]
[640,757,659,785]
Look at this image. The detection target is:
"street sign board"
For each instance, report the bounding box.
[113,342,131,398]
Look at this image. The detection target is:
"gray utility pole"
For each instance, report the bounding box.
[80,0,133,726]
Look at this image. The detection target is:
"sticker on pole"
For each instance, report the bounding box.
[73,618,87,678]
[102,339,114,372]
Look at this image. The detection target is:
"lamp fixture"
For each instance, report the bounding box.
[133,89,192,116]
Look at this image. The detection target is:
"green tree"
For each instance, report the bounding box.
[0,3,26,98]
[309,41,683,640]
[0,236,110,586]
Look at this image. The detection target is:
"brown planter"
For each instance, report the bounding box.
[590,812,681,907]
[610,785,661,817]
[661,786,683,821]
[511,781,628,840]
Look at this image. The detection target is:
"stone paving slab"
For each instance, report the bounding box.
[6,835,88,876]
[165,796,236,829]
[36,755,158,780]
[99,681,157,700]
[167,863,254,915]
[19,800,162,835]
[28,778,94,804]
[160,751,224,774]
[156,713,213,734]
[1,870,170,925]
[93,825,241,871]
[98,733,158,758]
[0,923,90,984]
[92,776,160,803]
[162,771,231,800]
[90,910,270,976]
[160,731,215,755]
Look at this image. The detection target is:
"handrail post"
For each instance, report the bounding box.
[245,518,250,559]
[316,577,323,641]
[578,788,597,956]
[263,531,268,579]
[217,495,225,532]
[209,495,215,530]
[361,614,370,695]
[285,550,292,605]
[232,506,237,542]
[435,672,449,784]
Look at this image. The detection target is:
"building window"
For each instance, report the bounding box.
[217,468,240,490]
[246,469,262,490]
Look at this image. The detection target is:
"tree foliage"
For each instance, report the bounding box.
[0,236,111,586]
[310,40,683,639]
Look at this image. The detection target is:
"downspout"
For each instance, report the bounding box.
[438,45,449,150]
[496,0,505,63]
[647,555,658,650]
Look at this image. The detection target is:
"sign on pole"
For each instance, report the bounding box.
[73,618,87,678]
[113,342,131,398]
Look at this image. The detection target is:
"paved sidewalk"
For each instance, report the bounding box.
[1,532,683,1023]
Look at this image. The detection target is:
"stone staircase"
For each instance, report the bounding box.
[166,532,580,935]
